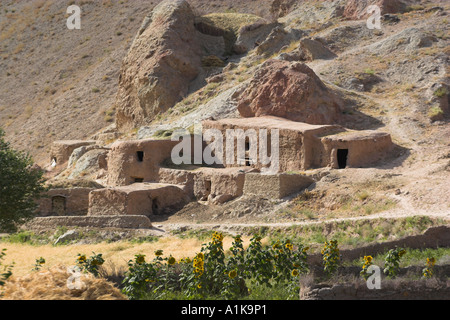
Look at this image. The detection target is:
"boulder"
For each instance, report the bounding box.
[233,21,275,55]
[270,0,297,19]
[68,149,108,179]
[115,0,202,131]
[368,27,438,55]
[343,0,407,20]
[236,59,343,125]
[299,38,337,61]
[255,26,291,56]
[54,230,80,245]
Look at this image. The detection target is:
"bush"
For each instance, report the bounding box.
[0,249,14,295]
[0,128,46,232]
[383,247,406,278]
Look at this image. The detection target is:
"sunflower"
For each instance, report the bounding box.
[168,256,176,265]
[155,250,164,257]
[212,232,224,243]
[135,255,146,264]
[228,270,237,279]
[427,257,436,267]
[91,258,104,266]
[77,255,86,263]
[182,257,192,264]
[291,269,299,277]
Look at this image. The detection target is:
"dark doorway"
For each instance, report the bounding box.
[337,149,349,169]
[152,198,160,215]
[205,180,211,194]
[134,177,144,183]
[137,151,144,162]
[52,196,66,216]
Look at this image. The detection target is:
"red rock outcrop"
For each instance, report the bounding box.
[236,59,343,125]
[115,0,202,131]
[343,0,407,20]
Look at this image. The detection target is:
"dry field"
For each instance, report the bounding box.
[1,235,253,278]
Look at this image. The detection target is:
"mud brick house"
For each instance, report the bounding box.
[201,116,393,172]
[35,117,392,228]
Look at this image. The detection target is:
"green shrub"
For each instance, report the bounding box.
[76,252,105,277]
[0,128,46,232]
[383,247,406,278]
[433,87,448,98]
[321,240,340,275]
[0,249,13,293]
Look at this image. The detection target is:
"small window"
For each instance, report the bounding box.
[137,151,144,162]
[152,198,160,215]
[134,177,144,183]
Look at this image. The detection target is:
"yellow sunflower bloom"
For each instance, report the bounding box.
[168,256,176,265]
[136,255,146,264]
[228,270,238,279]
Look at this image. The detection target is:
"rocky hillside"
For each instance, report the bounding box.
[1,0,449,218]
[0,0,279,164]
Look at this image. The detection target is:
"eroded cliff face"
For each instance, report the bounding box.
[115,0,203,131]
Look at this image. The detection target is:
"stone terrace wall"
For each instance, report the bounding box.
[308,225,450,265]
[302,277,450,300]
[25,215,152,230]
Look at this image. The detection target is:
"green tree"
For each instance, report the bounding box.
[0,128,46,232]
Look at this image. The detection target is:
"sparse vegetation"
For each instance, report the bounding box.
[428,105,444,120]
[433,87,448,98]
[0,249,14,290]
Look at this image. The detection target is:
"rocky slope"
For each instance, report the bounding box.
[0,0,280,164]
[1,0,449,222]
